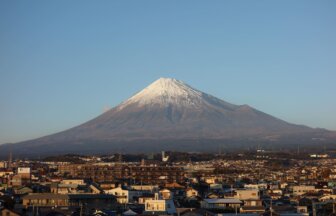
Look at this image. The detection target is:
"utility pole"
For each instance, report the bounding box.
[312,201,316,216]
[80,202,83,216]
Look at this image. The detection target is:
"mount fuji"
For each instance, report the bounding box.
[1,78,335,156]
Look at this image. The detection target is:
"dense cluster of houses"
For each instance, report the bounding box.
[1,154,336,216]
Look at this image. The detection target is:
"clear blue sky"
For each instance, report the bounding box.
[1,1,335,144]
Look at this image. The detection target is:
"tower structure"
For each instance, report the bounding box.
[8,150,12,170]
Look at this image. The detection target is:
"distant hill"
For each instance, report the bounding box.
[1,78,335,157]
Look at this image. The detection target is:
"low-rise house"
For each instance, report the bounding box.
[165,182,185,198]
[272,205,309,216]
[268,189,283,200]
[105,186,128,204]
[68,194,116,210]
[186,188,198,198]
[22,193,69,208]
[0,171,13,178]
[201,198,242,210]
[292,185,315,196]
[240,206,265,214]
[0,162,8,169]
[244,183,267,190]
[128,189,150,203]
[14,186,33,195]
[125,185,158,203]
[50,183,78,194]
[17,168,31,182]
[0,208,20,216]
[138,194,154,204]
[244,199,262,207]
[165,182,184,190]
[99,182,116,190]
[144,193,176,215]
[203,177,216,184]
[210,183,222,190]
[159,189,172,200]
[89,183,103,194]
[61,179,85,185]
[130,185,158,192]
[297,206,309,215]
[234,189,259,200]
[206,192,219,199]
[10,175,21,187]
[319,194,336,201]
[241,194,263,213]
[280,183,288,189]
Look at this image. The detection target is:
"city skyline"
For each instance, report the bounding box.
[1,0,336,144]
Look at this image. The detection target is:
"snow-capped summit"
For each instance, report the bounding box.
[118,77,205,109]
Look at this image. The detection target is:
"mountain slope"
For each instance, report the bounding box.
[0,78,334,156]
[57,78,313,138]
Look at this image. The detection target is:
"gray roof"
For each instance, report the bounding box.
[203,198,242,204]
[68,194,115,199]
[23,193,69,200]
